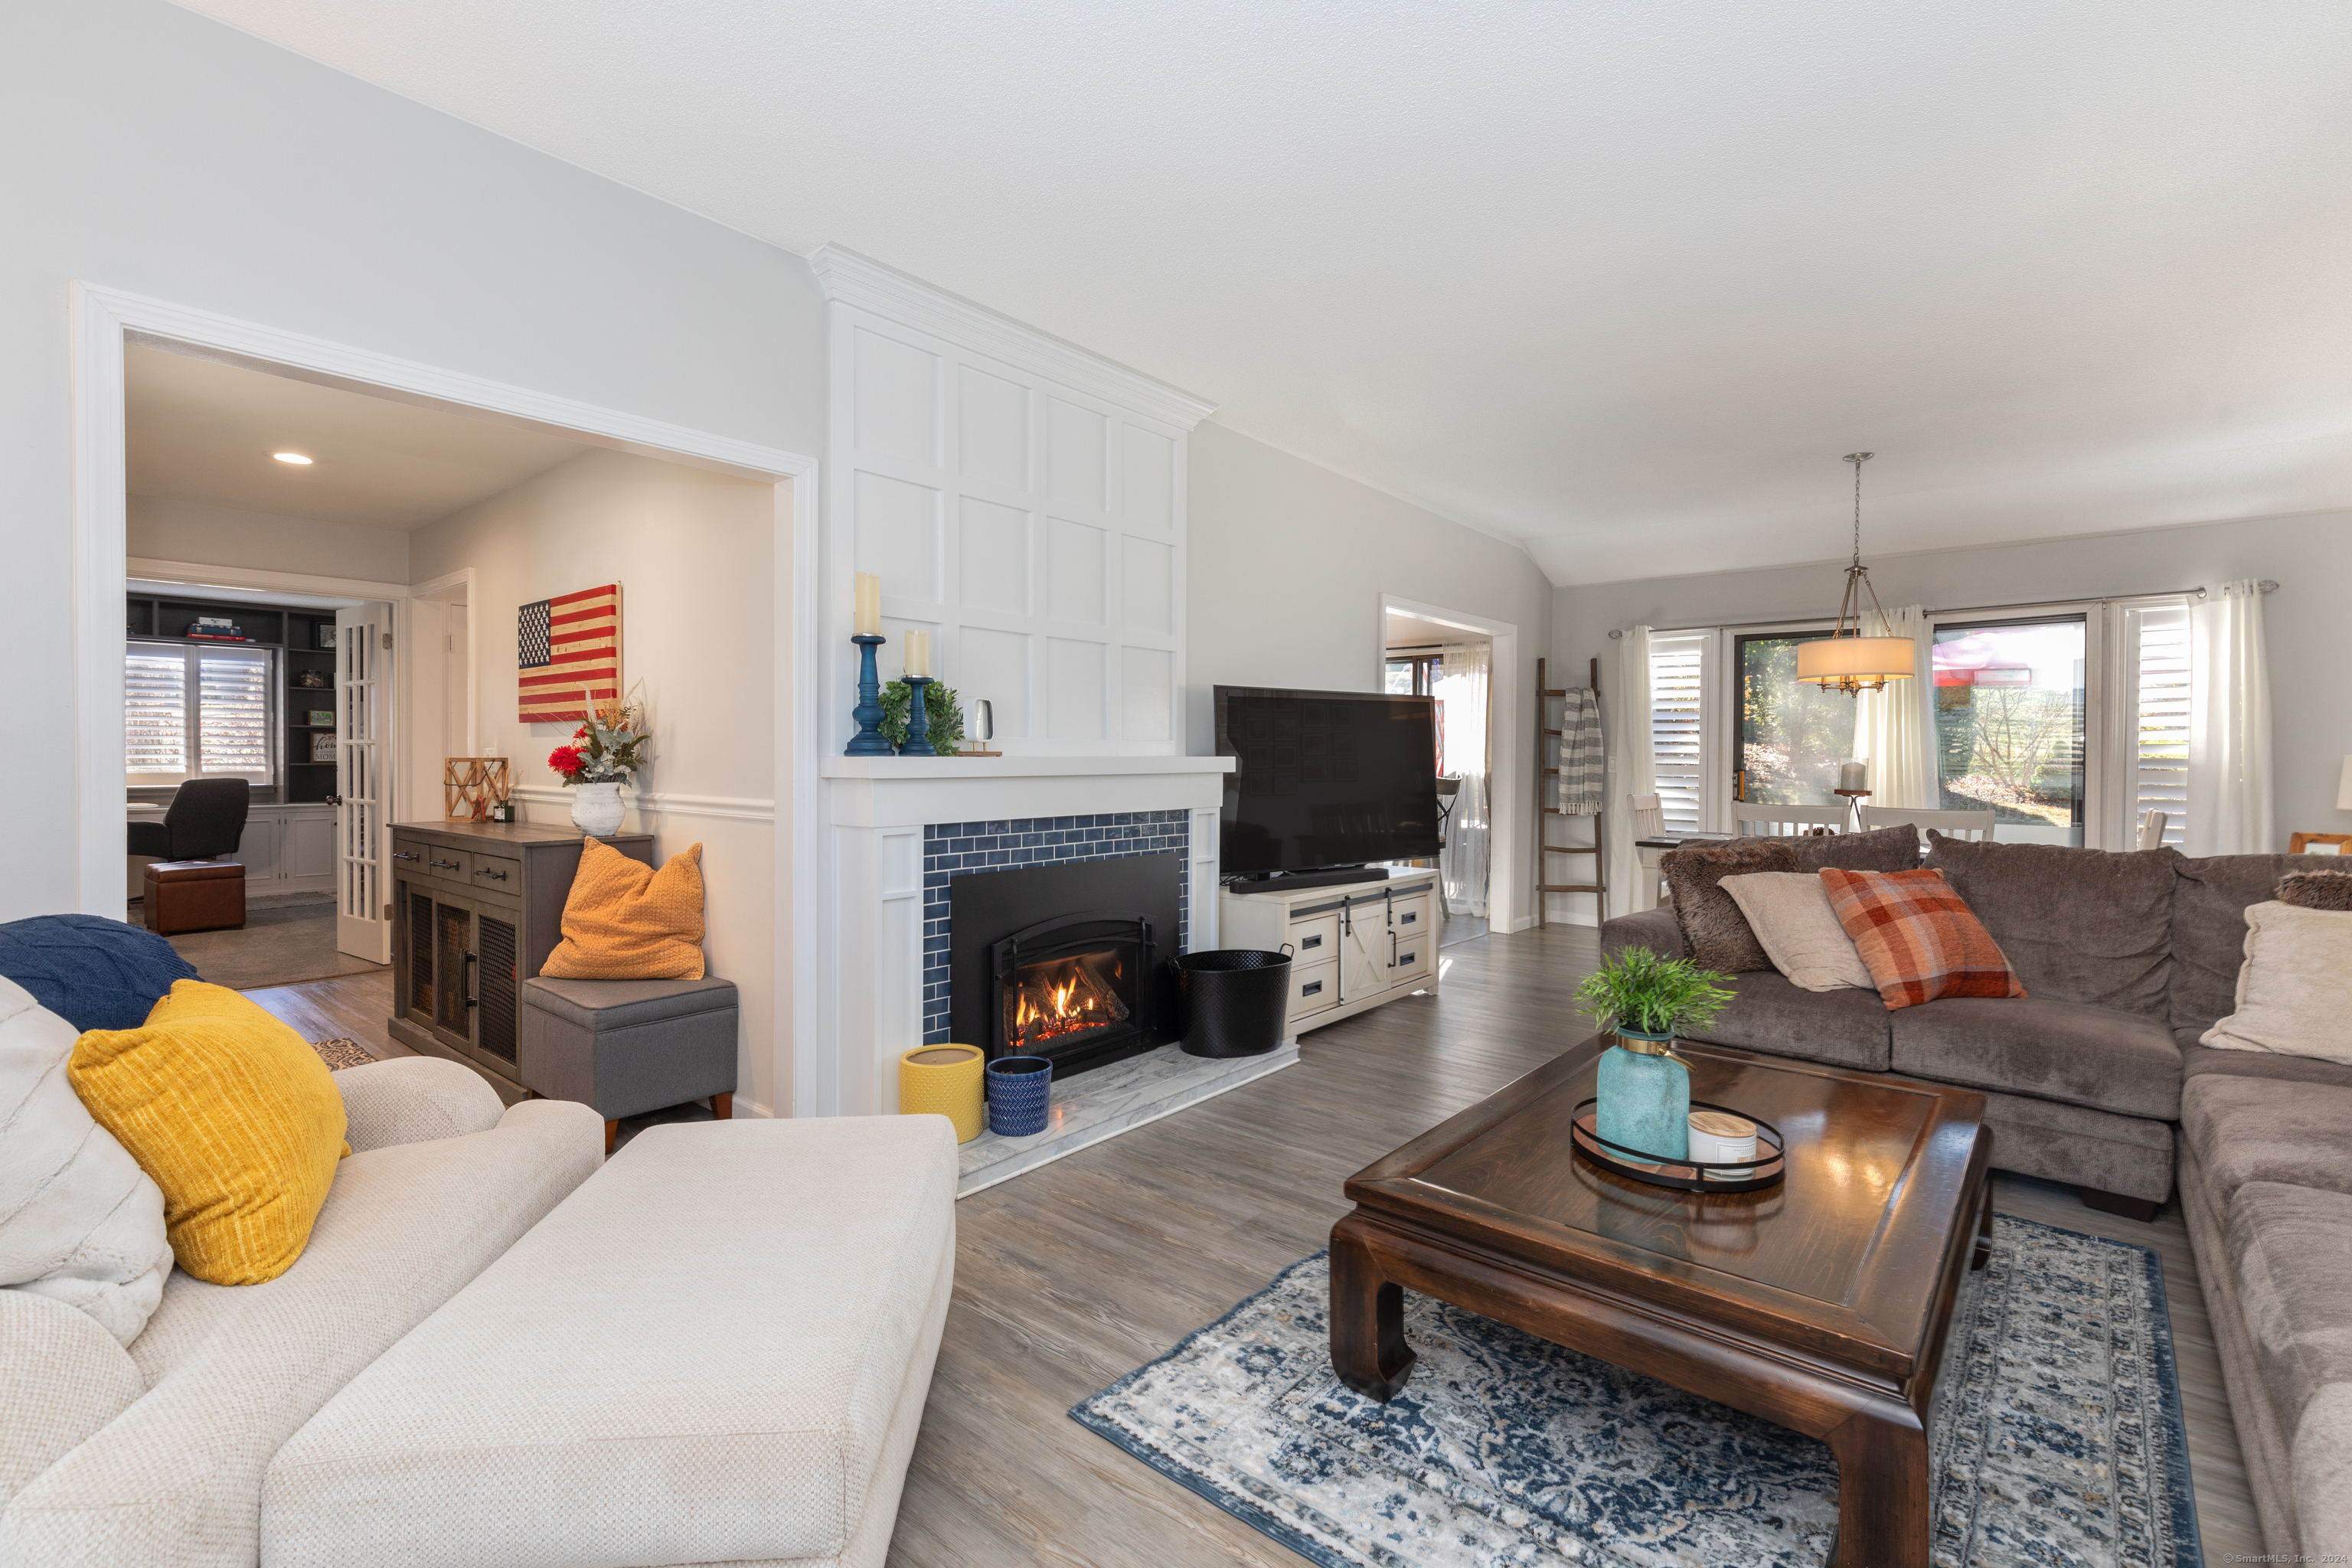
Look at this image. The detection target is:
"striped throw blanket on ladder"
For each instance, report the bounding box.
[1555,688,1604,815]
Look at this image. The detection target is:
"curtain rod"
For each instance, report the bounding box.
[1604,580,2278,639]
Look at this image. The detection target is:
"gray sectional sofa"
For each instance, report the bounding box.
[1601,832,2352,1554]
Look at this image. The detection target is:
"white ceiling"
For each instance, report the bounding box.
[177,1,2352,583]
[1385,612,1484,650]
[126,345,591,529]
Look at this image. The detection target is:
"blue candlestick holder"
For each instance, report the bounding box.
[901,675,939,756]
[846,635,893,756]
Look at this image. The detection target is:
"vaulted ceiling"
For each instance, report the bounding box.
[178,0,2352,583]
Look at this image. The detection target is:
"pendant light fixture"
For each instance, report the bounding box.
[1796,452,1915,696]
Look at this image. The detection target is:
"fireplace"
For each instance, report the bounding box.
[950,855,1182,1077]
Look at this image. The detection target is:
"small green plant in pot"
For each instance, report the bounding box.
[1573,946,1734,1163]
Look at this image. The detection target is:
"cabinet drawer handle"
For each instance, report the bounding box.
[429,858,462,871]
[392,851,420,862]
[1399,951,1416,965]
[1300,934,1323,949]
[1400,912,1417,924]
[473,866,508,881]
[1301,980,1324,997]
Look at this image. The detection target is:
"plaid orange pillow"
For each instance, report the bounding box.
[1818,867,2025,1010]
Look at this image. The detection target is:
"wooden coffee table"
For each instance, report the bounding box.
[1331,1037,1991,1568]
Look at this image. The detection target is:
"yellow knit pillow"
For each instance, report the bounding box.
[69,981,350,1286]
[541,837,707,980]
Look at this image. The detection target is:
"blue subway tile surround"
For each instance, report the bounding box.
[922,811,1191,1046]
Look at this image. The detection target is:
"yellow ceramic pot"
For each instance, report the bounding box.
[898,1044,985,1143]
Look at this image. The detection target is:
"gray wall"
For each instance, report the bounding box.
[1187,421,1555,926]
[2,0,826,918]
[1550,508,2352,912]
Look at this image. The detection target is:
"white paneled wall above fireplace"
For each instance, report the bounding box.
[812,247,1214,756]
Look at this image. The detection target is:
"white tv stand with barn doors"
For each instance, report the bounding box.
[1218,867,1439,1037]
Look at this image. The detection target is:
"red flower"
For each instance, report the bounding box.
[547,745,586,779]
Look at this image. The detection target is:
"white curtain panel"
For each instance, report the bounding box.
[2188,579,2275,855]
[1433,642,1491,917]
[1851,604,1936,808]
[1606,626,1657,920]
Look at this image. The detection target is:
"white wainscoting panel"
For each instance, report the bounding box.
[813,247,1213,757]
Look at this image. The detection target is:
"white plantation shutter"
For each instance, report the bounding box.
[1649,633,1707,833]
[125,648,188,779]
[126,641,276,786]
[198,651,273,778]
[2131,603,2191,848]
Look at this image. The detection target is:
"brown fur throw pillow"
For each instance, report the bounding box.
[2278,870,2352,911]
[1661,840,1802,972]
[1720,822,1920,873]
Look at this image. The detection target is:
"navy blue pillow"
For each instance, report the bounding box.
[0,913,200,1032]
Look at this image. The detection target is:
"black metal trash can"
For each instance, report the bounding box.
[1174,948,1293,1058]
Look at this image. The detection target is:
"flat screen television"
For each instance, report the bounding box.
[1214,685,1442,879]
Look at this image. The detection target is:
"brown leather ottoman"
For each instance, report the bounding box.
[143,859,245,935]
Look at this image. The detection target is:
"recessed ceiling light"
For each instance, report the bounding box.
[273,452,313,466]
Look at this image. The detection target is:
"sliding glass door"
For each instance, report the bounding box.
[1930,615,2085,845]
[1733,632,1854,806]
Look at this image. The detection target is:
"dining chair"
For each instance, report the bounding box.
[1733,804,1850,838]
[1856,804,1997,845]
[2138,809,2170,851]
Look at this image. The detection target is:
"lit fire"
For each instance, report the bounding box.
[1008,952,1129,1048]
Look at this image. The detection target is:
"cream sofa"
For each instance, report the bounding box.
[3,1057,959,1568]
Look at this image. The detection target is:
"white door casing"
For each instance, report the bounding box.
[335,602,392,962]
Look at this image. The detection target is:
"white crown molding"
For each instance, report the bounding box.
[807,245,1217,432]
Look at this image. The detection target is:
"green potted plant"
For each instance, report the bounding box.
[1573,946,1734,1162]
[878,680,964,754]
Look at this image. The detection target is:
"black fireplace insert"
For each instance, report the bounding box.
[949,855,1181,1077]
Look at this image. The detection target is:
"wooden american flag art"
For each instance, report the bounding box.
[518,583,622,723]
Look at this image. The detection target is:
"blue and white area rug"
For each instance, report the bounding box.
[1072,1216,2199,1568]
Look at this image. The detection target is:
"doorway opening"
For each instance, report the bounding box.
[1383,604,1503,949]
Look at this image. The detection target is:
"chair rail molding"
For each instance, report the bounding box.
[72,281,822,1122]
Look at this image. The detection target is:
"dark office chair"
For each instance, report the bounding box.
[127,778,251,861]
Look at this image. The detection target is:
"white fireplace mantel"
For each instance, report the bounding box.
[815,755,1233,1119]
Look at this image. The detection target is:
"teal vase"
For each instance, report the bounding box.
[1596,1029,1691,1161]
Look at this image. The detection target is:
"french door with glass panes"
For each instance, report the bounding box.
[334,602,393,962]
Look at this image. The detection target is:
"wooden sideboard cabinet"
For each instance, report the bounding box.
[1217,868,1440,1040]
[387,822,655,1091]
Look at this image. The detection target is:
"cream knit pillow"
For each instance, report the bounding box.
[1719,872,1875,992]
[2201,901,2352,1064]
[0,978,172,1346]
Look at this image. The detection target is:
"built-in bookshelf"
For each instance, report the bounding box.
[126,593,341,804]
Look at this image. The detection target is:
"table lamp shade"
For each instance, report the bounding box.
[2340,756,2352,812]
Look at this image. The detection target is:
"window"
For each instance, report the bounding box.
[1733,631,1855,807]
[1648,633,1708,831]
[126,642,276,786]
[1385,653,1441,695]
[1930,616,2086,846]
[2122,601,2191,849]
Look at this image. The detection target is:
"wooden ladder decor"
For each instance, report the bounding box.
[1536,656,1606,900]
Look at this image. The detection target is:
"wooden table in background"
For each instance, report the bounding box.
[1331,1037,1992,1568]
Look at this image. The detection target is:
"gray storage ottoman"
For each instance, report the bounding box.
[519,975,739,1154]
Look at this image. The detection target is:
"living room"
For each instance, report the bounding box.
[6,4,2348,1567]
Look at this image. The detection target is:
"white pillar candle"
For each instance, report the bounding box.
[1838,760,1867,792]
[1687,1110,1759,1178]
[854,573,881,636]
[906,631,929,678]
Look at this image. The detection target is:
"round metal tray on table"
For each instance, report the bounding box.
[1568,1097,1786,1194]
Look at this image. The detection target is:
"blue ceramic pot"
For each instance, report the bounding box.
[985,1055,1054,1137]
[1596,1027,1690,1161]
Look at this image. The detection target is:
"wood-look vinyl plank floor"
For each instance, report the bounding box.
[251,929,2259,1565]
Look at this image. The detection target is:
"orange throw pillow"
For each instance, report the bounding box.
[541,838,707,980]
[1819,867,2025,1011]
